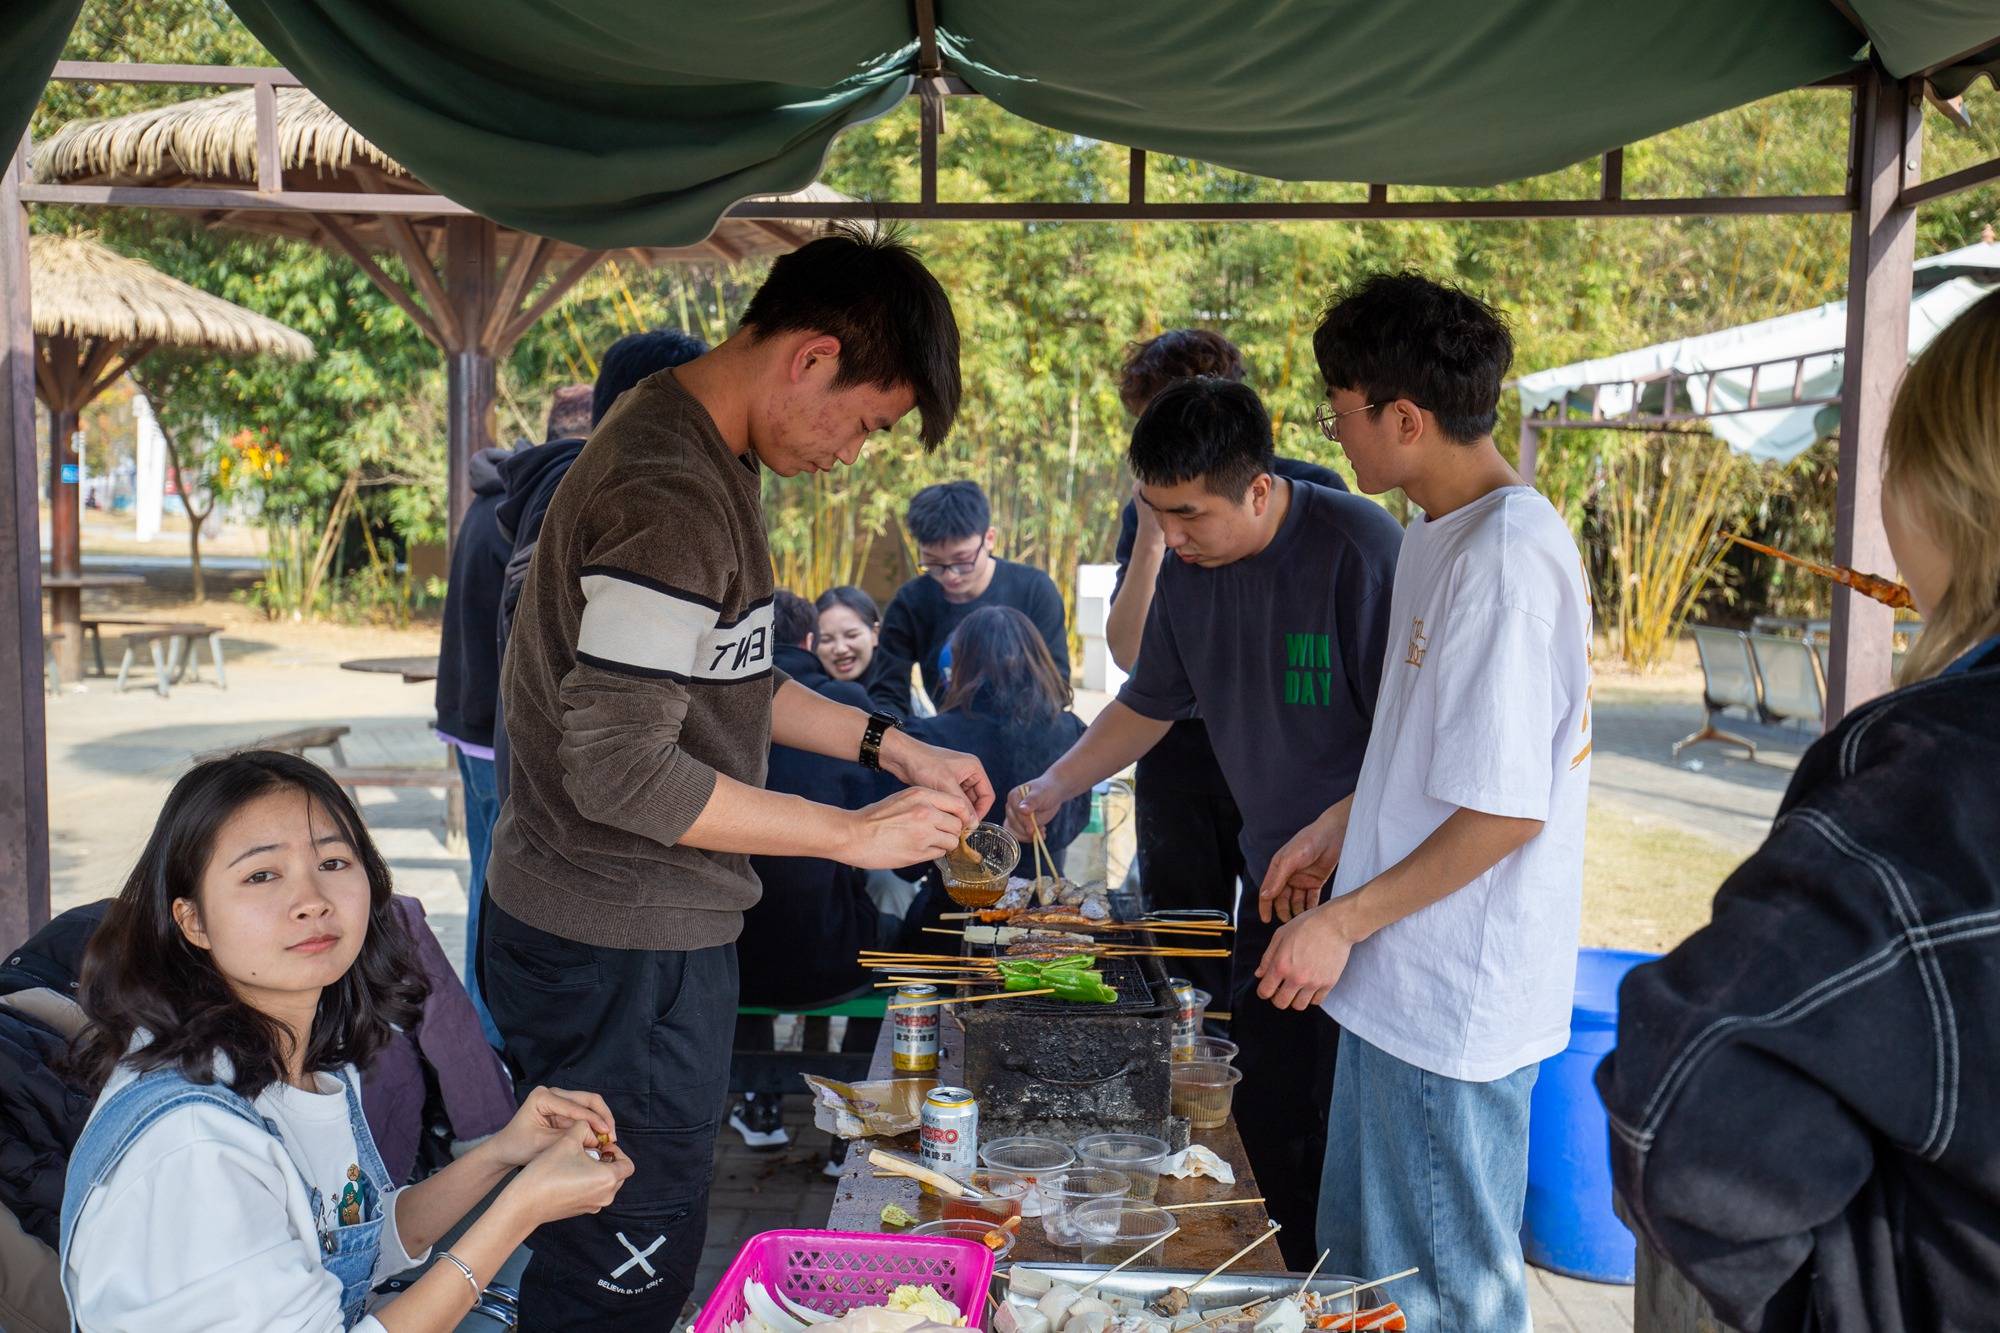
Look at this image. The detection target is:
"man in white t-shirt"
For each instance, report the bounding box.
[1254,272,1592,1332]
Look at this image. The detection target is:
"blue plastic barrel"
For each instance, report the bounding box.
[1522,946,1658,1283]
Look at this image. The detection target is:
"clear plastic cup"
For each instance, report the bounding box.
[909,1216,1018,1260]
[1072,1199,1177,1265]
[1036,1167,1131,1246]
[1188,987,1213,1030]
[981,1137,1075,1218]
[1073,1132,1171,1202]
[1172,1036,1240,1064]
[934,822,1022,907]
[1171,1061,1244,1129]
[939,1168,1032,1227]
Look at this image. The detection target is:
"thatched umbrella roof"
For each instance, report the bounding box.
[32,87,828,265]
[30,232,313,360]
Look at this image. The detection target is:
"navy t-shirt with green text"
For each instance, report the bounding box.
[1117,480,1403,882]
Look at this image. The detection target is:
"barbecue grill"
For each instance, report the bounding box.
[959,939,1178,1142]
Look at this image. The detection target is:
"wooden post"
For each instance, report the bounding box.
[0,135,50,949]
[1828,66,1919,721]
[46,400,82,681]
[1517,414,1539,488]
[443,217,498,546]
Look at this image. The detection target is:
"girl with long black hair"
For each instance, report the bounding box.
[60,751,632,1332]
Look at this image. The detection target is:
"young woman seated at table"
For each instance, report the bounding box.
[887,607,1093,935]
[60,751,633,1333]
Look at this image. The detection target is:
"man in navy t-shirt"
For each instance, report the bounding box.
[870,480,1069,715]
[1010,376,1401,1267]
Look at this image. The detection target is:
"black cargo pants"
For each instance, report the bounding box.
[482,901,737,1332]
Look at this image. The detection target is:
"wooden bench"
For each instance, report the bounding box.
[732,992,889,1095]
[104,622,227,696]
[325,763,465,849]
[197,724,351,766]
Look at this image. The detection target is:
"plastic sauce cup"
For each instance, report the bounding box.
[981,1137,1075,1218]
[1171,1061,1245,1130]
[1072,1199,1177,1265]
[1073,1132,1171,1203]
[1036,1167,1131,1247]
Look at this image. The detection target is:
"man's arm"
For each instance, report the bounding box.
[1006,701,1171,835]
[1255,807,1542,1009]
[1029,571,1072,680]
[771,678,995,820]
[868,589,921,714]
[1105,489,1164,671]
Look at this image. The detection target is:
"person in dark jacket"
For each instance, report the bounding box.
[436,383,590,1044]
[729,592,892,1150]
[888,606,1092,944]
[1102,329,1349,1006]
[1596,287,2000,1333]
[869,481,1070,716]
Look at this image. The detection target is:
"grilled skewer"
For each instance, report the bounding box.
[1723,532,1914,610]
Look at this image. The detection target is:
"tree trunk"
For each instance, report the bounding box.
[134,371,215,603]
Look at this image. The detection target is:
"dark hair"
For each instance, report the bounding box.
[71,751,427,1100]
[739,224,961,449]
[1128,377,1275,498]
[815,585,880,628]
[593,328,710,426]
[1312,271,1513,444]
[544,383,594,440]
[1118,329,1247,415]
[772,589,817,647]
[939,606,1072,725]
[906,480,991,546]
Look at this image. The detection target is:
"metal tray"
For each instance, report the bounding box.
[1001,1264,1388,1315]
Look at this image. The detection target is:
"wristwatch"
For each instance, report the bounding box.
[859,711,900,771]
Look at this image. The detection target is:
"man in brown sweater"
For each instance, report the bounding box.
[484,227,987,1330]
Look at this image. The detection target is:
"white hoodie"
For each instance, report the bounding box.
[64,1048,427,1332]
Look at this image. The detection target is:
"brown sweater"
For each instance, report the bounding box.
[488,369,779,950]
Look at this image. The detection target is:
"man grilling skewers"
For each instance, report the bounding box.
[1010,376,1402,1267]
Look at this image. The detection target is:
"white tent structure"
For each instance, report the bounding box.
[1517,241,2000,462]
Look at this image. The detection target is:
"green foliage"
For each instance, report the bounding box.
[32,1,2000,637]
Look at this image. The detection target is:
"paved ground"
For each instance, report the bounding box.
[44,603,1822,1332]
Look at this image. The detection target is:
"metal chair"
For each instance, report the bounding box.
[1750,632,1826,732]
[1675,627,1763,758]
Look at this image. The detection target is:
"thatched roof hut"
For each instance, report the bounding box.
[30,231,313,361]
[32,86,829,266]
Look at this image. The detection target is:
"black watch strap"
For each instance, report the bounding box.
[859,711,899,770]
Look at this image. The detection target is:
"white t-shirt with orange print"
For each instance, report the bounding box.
[1322,485,1594,1083]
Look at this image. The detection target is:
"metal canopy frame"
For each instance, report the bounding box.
[3,41,1999,948]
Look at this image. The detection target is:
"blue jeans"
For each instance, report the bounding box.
[1318,1028,1539,1332]
[456,748,502,1049]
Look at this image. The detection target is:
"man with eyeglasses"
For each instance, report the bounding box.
[870,479,1069,716]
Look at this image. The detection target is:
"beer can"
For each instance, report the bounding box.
[892,985,941,1073]
[1168,977,1199,1052]
[919,1086,980,1189]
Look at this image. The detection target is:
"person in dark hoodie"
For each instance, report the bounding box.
[1596,288,2000,1333]
[492,329,712,654]
[436,384,591,1045]
[728,592,886,1151]
[886,606,1092,944]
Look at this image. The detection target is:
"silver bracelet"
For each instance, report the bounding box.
[436,1250,482,1299]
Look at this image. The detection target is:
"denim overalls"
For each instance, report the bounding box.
[58,1065,392,1330]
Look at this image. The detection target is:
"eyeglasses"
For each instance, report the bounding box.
[1315,400,1379,442]
[922,536,988,580]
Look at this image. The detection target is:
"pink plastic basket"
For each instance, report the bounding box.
[692,1228,998,1333]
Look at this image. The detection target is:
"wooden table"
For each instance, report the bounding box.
[40,570,145,683]
[826,1014,1279,1271]
[339,654,441,684]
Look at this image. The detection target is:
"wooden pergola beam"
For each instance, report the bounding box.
[316,213,450,349]
[495,247,605,351]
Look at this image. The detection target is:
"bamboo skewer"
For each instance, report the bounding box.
[1161,1196,1267,1213]
[1076,1226,1180,1293]
[1149,1222,1282,1314]
[887,988,1053,1010]
[1183,1297,1271,1333]
[1315,1267,1419,1308]
[1722,532,1915,610]
[1295,1249,1330,1298]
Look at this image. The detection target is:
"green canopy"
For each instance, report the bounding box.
[11,1,2000,250]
